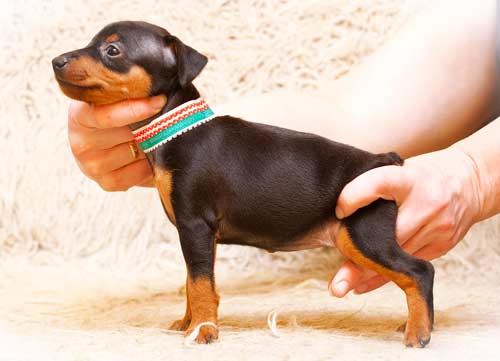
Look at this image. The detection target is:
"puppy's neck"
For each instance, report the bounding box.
[129,84,201,131]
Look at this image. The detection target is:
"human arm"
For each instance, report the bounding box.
[454,118,500,222]
[222,0,498,159]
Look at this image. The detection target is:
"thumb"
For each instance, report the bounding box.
[71,94,167,129]
[329,260,364,298]
[335,165,409,219]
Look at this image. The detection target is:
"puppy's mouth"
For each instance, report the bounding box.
[55,76,103,90]
[53,58,152,104]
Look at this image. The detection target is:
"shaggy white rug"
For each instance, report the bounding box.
[1,0,499,360]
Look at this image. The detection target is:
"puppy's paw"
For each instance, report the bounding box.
[186,322,219,344]
[404,325,431,348]
[169,317,191,331]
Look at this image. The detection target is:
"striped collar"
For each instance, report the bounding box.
[132,98,215,153]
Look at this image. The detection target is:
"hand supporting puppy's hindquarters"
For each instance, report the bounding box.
[67,95,167,191]
[330,148,483,297]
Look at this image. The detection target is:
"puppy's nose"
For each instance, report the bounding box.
[52,56,69,70]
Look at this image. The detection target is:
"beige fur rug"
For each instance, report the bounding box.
[1,0,499,360]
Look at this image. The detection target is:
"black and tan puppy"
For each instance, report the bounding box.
[52,21,434,347]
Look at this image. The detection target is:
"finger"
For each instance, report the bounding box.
[400,225,438,255]
[138,175,155,188]
[400,210,460,255]
[329,260,365,298]
[69,95,167,129]
[335,165,409,219]
[395,198,449,244]
[97,159,153,192]
[394,210,427,246]
[411,232,459,261]
[79,142,147,179]
[411,245,442,261]
[68,126,136,156]
[354,275,389,294]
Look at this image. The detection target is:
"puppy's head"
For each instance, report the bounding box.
[52,21,208,105]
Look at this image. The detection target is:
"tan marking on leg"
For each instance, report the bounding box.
[186,276,219,344]
[336,226,431,348]
[55,55,152,104]
[153,167,176,225]
[169,277,192,331]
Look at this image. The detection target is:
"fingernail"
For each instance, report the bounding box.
[150,94,167,110]
[354,284,368,294]
[332,280,350,297]
[335,207,345,219]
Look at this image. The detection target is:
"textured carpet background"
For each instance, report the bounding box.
[1,0,499,360]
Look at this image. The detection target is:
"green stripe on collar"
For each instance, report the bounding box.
[132,98,215,153]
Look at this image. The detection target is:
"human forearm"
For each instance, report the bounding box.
[220,0,498,160]
[328,0,498,158]
[452,117,500,222]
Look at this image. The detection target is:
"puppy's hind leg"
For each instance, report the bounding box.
[338,200,434,348]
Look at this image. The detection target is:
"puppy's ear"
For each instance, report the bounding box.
[165,36,208,87]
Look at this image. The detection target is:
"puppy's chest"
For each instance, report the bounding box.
[153,166,176,225]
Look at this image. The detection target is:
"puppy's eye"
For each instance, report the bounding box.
[106,45,120,57]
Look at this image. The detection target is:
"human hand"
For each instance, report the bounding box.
[329,148,483,297]
[67,95,167,191]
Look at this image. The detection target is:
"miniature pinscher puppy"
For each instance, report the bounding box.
[52,21,434,347]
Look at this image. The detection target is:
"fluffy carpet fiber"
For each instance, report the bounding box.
[1,0,499,360]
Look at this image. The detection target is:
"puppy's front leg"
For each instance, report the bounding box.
[175,218,219,344]
[169,277,192,331]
